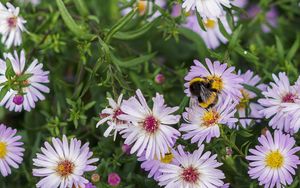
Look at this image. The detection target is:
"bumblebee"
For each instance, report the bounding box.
[189,77,220,108]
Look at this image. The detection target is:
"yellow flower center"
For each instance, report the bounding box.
[207,76,223,92]
[202,110,220,127]
[138,0,147,15]
[204,19,216,29]
[237,89,250,109]
[160,153,174,164]
[56,160,75,177]
[0,142,8,159]
[265,151,284,169]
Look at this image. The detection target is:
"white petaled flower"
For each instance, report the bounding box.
[0,2,26,48]
[158,145,225,187]
[32,135,99,188]
[182,0,231,19]
[119,89,181,160]
[258,72,300,133]
[0,50,50,112]
[236,70,265,128]
[96,94,128,141]
[246,130,300,188]
[0,124,24,177]
[184,14,231,49]
[180,98,237,145]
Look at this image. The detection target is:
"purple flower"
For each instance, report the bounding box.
[180,97,238,144]
[236,70,265,128]
[246,130,300,187]
[32,135,99,188]
[119,89,180,160]
[183,14,232,49]
[258,72,300,133]
[0,50,50,112]
[108,172,121,186]
[184,59,243,102]
[121,144,131,155]
[158,145,225,187]
[85,183,96,188]
[0,124,24,177]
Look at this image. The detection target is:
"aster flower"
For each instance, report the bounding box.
[0,2,26,48]
[258,72,300,133]
[121,0,166,21]
[182,0,231,19]
[184,14,231,49]
[119,89,181,160]
[236,70,265,128]
[180,97,237,145]
[246,130,300,188]
[0,50,50,112]
[158,145,225,187]
[32,135,99,188]
[96,94,128,140]
[138,149,177,181]
[0,124,24,177]
[184,58,243,102]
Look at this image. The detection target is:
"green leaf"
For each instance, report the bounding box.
[56,0,93,39]
[0,85,10,101]
[74,0,89,16]
[242,84,263,98]
[218,18,230,40]
[16,74,33,82]
[178,27,208,59]
[196,12,206,31]
[5,60,14,79]
[275,35,285,62]
[229,25,243,49]
[234,45,259,62]
[84,101,96,110]
[113,19,159,40]
[286,34,300,61]
[111,53,156,68]
[105,8,137,43]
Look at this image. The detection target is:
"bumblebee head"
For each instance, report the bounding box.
[207,76,223,93]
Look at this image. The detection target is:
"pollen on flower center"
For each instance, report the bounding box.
[181,166,199,184]
[207,76,223,92]
[202,110,220,127]
[56,160,75,177]
[282,93,296,103]
[204,19,216,29]
[0,142,8,159]
[143,116,159,133]
[237,89,250,109]
[265,150,284,168]
[113,108,124,119]
[7,17,17,28]
[160,153,174,164]
[138,0,147,15]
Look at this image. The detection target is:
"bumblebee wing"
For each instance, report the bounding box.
[198,85,213,102]
[189,97,199,107]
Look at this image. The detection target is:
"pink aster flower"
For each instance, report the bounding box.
[246,130,300,188]
[0,2,27,48]
[158,145,225,187]
[236,70,265,128]
[32,135,99,188]
[108,172,121,186]
[184,14,232,49]
[184,58,243,101]
[0,50,50,112]
[180,97,237,145]
[0,124,24,177]
[119,89,181,160]
[96,94,128,140]
[258,72,300,133]
[138,149,178,181]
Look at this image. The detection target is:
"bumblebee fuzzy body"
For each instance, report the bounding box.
[189,77,219,108]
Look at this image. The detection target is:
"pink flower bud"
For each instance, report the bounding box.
[121,144,131,155]
[108,172,121,186]
[13,95,24,105]
[155,74,165,84]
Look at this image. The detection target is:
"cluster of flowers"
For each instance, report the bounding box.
[98,58,300,188]
[121,0,278,49]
